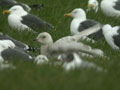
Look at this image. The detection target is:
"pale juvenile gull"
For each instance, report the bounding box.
[87,0,99,12]
[3,5,54,31]
[102,24,120,50]
[58,52,103,71]
[64,8,103,39]
[34,32,104,58]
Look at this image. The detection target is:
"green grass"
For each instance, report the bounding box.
[0,0,120,90]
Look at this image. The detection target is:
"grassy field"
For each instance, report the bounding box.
[0,0,120,90]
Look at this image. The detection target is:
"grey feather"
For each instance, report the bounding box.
[78,19,99,32]
[1,47,34,61]
[113,27,120,47]
[21,14,54,31]
[113,0,120,10]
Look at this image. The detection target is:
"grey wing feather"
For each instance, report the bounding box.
[88,29,104,39]
[78,19,99,32]
[113,0,120,10]
[78,19,103,39]
[113,28,120,47]
[49,41,100,56]
[1,47,34,61]
[21,14,54,31]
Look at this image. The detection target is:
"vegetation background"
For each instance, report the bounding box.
[0,0,120,90]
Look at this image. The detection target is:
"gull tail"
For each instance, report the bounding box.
[27,45,40,53]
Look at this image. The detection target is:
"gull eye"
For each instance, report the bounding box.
[13,9,17,11]
[73,11,77,13]
[42,36,46,39]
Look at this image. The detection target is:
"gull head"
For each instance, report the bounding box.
[61,53,82,71]
[3,5,27,16]
[35,32,53,45]
[64,8,86,19]
[88,0,98,9]
[35,55,49,65]
[102,24,112,33]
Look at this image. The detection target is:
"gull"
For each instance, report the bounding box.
[64,8,103,40]
[58,52,103,71]
[3,5,54,31]
[102,24,120,50]
[34,32,104,58]
[87,0,99,12]
[34,55,49,65]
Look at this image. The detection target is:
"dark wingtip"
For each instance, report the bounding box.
[29,3,44,9]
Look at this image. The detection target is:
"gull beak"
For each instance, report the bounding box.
[88,4,94,8]
[64,13,72,17]
[3,10,10,15]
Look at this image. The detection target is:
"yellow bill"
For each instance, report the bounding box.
[88,4,94,8]
[3,10,10,15]
[64,13,72,17]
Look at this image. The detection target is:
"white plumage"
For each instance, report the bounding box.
[0,40,15,63]
[62,53,82,71]
[0,40,15,51]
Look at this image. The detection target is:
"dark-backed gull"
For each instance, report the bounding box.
[64,8,103,39]
[102,24,120,50]
[3,5,54,31]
